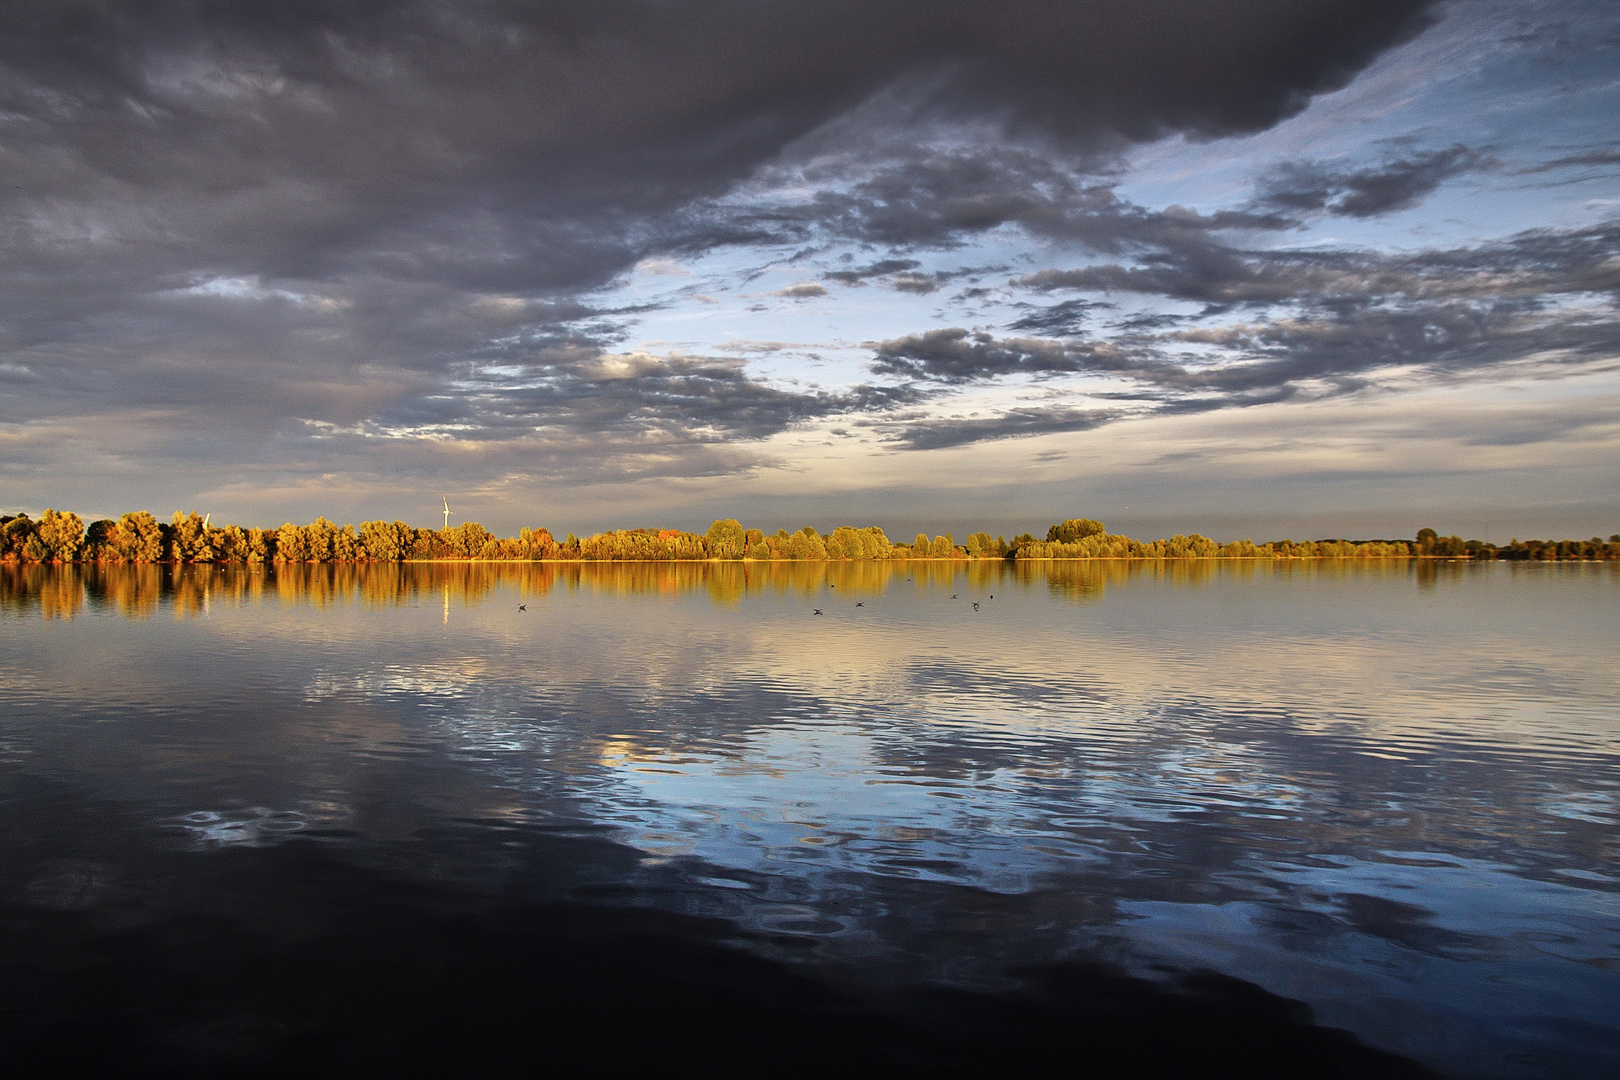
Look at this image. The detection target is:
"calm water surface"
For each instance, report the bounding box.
[2,560,1616,1076]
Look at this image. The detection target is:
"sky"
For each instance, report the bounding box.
[2,0,1617,541]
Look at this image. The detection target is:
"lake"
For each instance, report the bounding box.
[1,559,1616,1076]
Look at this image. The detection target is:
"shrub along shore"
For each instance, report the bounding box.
[3,511,1616,564]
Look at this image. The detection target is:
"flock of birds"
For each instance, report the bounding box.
[809,589,992,615]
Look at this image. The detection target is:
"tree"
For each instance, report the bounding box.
[36,509,84,562]
[307,518,338,561]
[360,520,402,561]
[170,512,215,562]
[215,525,248,561]
[705,518,746,559]
[334,524,361,562]
[247,528,275,562]
[112,512,165,562]
[457,521,491,558]
[783,526,827,560]
[1048,518,1105,543]
[1,514,35,560]
[83,519,117,560]
[276,522,309,562]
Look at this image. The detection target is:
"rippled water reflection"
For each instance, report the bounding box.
[2,559,1617,1075]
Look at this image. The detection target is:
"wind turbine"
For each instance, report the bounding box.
[443,497,453,531]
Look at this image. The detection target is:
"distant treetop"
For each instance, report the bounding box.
[1047,518,1106,544]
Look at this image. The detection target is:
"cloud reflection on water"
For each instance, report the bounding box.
[1,560,1617,1074]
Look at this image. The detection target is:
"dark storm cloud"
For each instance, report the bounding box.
[0,0,1442,490]
[0,0,1439,291]
[1255,145,1493,217]
[745,146,1292,254]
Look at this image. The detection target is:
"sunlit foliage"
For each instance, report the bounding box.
[3,510,1616,565]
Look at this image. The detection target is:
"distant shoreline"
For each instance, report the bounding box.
[4,509,1617,564]
[7,554,1617,567]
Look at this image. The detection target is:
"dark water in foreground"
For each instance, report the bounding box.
[1,559,1616,1077]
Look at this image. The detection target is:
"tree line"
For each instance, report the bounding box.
[2,509,1616,564]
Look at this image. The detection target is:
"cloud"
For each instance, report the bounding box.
[1255,144,1493,217]
[1518,146,1620,174]
[0,0,1476,506]
[873,328,1109,383]
[886,406,1123,449]
[775,282,830,299]
[1006,299,1102,336]
[865,215,1620,447]
[823,259,922,285]
[369,344,928,469]
[890,272,942,294]
[1014,220,1620,308]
